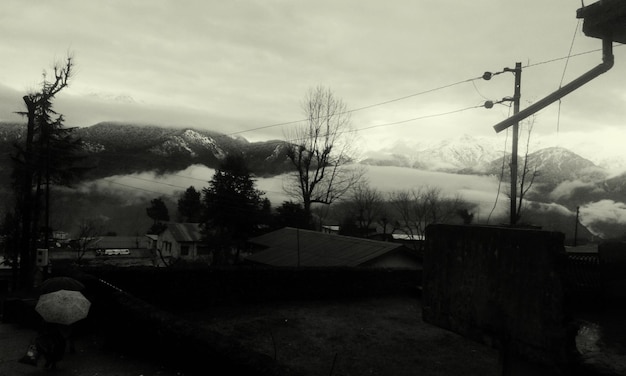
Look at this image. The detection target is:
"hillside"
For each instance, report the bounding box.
[483,147,606,184]
[0,121,294,179]
[2,122,626,239]
[360,135,504,171]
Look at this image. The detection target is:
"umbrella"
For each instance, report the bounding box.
[35,289,91,325]
[39,276,85,295]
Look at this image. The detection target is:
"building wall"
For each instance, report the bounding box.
[156,230,180,259]
[157,229,205,262]
[422,224,568,367]
[598,241,626,301]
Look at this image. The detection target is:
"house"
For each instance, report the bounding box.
[156,223,211,264]
[246,227,421,269]
[145,234,158,251]
[321,225,340,234]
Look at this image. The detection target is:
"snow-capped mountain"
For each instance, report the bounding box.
[148,129,227,159]
[481,146,608,186]
[0,122,293,180]
[359,134,619,190]
[360,134,506,172]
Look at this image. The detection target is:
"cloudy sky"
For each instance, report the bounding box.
[1,1,625,159]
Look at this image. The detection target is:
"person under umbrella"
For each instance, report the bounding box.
[20,277,91,369]
[38,276,86,295]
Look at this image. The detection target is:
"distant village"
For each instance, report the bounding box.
[1,223,424,272]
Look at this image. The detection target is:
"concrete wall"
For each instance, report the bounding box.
[598,241,626,302]
[422,224,569,367]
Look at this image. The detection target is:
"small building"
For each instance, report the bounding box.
[145,234,158,251]
[156,223,211,264]
[246,227,421,269]
[89,235,148,255]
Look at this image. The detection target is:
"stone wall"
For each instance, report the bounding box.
[422,224,569,367]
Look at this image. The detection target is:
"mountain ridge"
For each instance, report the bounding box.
[2,122,626,239]
[0,121,294,179]
[1,121,619,184]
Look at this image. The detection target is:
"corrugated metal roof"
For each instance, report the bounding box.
[167,223,203,243]
[246,227,405,267]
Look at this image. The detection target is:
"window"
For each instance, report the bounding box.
[181,246,190,256]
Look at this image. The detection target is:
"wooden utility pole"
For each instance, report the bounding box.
[507,63,522,225]
[574,206,580,246]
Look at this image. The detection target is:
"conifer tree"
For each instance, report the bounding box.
[203,154,266,263]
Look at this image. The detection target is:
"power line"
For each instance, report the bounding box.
[344,77,482,114]
[354,104,486,132]
[227,77,482,137]
[557,19,581,133]
[523,42,623,69]
[226,45,622,139]
[100,178,177,197]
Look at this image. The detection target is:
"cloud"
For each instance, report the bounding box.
[528,201,574,217]
[78,164,294,207]
[359,165,505,218]
[548,179,600,201]
[579,200,626,238]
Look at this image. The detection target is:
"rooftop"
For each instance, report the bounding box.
[246,227,410,267]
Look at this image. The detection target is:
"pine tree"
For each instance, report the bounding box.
[146,198,170,234]
[10,56,80,288]
[202,154,266,263]
[177,186,204,223]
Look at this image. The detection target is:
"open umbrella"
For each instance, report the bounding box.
[35,289,91,325]
[39,276,85,295]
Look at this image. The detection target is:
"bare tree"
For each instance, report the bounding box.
[515,118,539,224]
[74,217,103,263]
[13,55,74,287]
[389,186,473,245]
[284,86,363,227]
[349,181,385,237]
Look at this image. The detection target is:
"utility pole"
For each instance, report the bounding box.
[574,206,580,247]
[506,63,522,226]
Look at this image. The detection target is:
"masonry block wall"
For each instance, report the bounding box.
[422,224,569,366]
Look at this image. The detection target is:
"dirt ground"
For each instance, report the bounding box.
[183,295,500,376]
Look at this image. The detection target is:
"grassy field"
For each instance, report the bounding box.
[183,295,500,376]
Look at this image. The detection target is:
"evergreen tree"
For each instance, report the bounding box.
[146,198,169,234]
[274,201,310,229]
[177,186,204,223]
[10,56,80,288]
[202,154,266,263]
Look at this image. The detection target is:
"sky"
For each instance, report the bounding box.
[1,1,625,161]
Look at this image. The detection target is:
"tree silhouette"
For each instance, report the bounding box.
[177,186,204,223]
[284,86,363,227]
[146,198,169,234]
[274,201,309,229]
[202,154,266,263]
[11,56,78,288]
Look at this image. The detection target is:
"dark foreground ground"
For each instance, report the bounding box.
[0,322,188,375]
[182,295,501,376]
[2,288,624,375]
[1,293,501,376]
